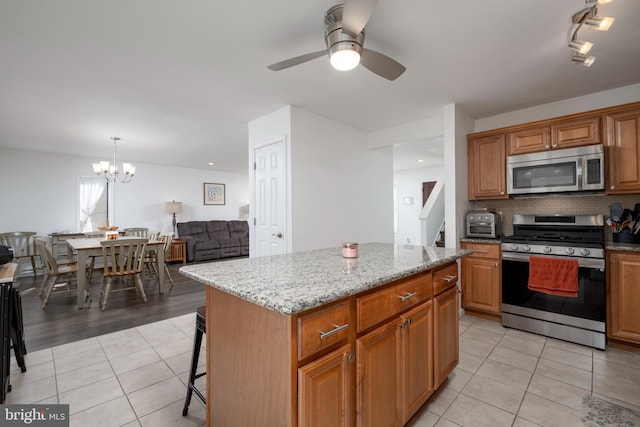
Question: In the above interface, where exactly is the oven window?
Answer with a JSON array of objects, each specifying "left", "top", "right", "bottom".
[
  {"left": 512, "top": 161, "right": 577, "bottom": 189},
  {"left": 502, "top": 259, "right": 605, "bottom": 322}
]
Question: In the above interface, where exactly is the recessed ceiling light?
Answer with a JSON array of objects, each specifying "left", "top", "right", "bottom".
[
  {"left": 417, "top": 159, "right": 424, "bottom": 163},
  {"left": 208, "top": 162, "right": 215, "bottom": 166}
]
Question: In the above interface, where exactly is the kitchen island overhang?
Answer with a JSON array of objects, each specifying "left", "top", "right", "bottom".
[{"left": 180, "top": 242, "right": 471, "bottom": 427}]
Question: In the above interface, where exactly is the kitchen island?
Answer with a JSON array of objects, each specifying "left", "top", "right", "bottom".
[{"left": 180, "top": 242, "right": 471, "bottom": 427}]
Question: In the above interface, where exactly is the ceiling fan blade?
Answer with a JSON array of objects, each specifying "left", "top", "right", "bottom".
[
  {"left": 342, "top": 0, "right": 378, "bottom": 36},
  {"left": 267, "top": 50, "right": 327, "bottom": 71},
  {"left": 360, "top": 48, "right": 406, "bottom": 81}
]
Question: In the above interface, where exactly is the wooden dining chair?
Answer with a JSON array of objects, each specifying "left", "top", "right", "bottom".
[
  {"left": 98, "top": 238, "right": 148, "bottom": 310},
  {"left": 35, "top": 238, "right": 82, "bottom": 309},
  {"left": 34, "top": 237, "right": 77, "bottom": 297},
  {"left": 123, "top": 227, "right": 149, "bottom": 238},
  {"left": 144, "top": 232, "right": 174, "bottom": 288}
]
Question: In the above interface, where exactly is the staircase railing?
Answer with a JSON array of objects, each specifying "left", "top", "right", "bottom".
[{"left": 419, "top": 171, "right": 445, "bottom": 247}]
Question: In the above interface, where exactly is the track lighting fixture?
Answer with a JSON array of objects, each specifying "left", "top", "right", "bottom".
[{"left": 568, "top": 0, "right": 615, "bottom": 66}]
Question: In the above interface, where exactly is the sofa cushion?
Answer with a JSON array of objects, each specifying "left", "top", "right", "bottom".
[
  {"left": 218, "top": 238, "right": 240, "bottom": 248},
  {"left": 177, "top": 221, "right": 207, "bottom": 236},
  {"left": 194, "top": 240, "right": 221, "bottom": 251},
  {"left": 228, "top": 220, "right": 249, "bottom": 238}
]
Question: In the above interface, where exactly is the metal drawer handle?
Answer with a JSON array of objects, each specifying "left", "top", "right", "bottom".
[
  {"left": 443, "top": 275, "right": 458, "bottom": 283},
  {"left": 319, "top": 323, "right": 349, "bottom": 339},
  {"left": 398, "top": 291, "right": 417, "bottom": 301}
]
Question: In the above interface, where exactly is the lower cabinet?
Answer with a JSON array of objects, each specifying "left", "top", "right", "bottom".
[
  {"left": 434, "top": 285, "right": 459, "bottom": 388},
  {"left": 460, "top": 242, "right": 501, "bottom": 316},
  {"left": 356, "top": 301, "right": 434, "bottom": 427},
  {"left": 298, "top": 344, "right": 354, "bottom": 427},
  {"left": 607, "top": 251, "right": 640, "bottom": 345}
]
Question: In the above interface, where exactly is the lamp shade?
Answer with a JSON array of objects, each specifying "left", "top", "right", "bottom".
[{"left": 166, "top": 200, "right": 183, "bottom": 214}]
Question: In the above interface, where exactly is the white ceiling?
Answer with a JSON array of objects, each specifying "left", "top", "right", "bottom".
[{"left": 1, "top": 0, "right": 639, "bottom": 174}]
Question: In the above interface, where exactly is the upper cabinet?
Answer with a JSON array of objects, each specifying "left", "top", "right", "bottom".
[
  {"left": 605, "top": 108, "right": 640, "bottom": 194},
  {"left": 507, "top": 125, "right": 551, "bottom": 155},
  {"left": 507, "top": 116, "right": 601, "bottom": 155},
  {"left": 468, "top": 133, "right": 507, "bottom": 200},
  {"left": 467, "top": 102, "right": 640, "bottom": 200}
]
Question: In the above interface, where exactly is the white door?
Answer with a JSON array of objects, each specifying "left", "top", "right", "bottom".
[{"left": 254, "top": 140, "right": 287, "bottom": 257}]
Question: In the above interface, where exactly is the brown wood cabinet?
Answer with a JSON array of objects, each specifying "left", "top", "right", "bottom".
[
  {"left": 606, "top": 251, "right": 640, "bottom": 345},
  {"left": 433, "top": 280, "right": 459, "bottom": 388},
  {"left": 460, "top": 242, "right": 501, "bottom": 317},
  {"left": 467, "top": 133, "right": 507, "bottom": 200},
  {"left": 605, "top": 108, "right": 640, "bottom": 194},
  {"left": 357, "top": 300, "right": 434, "bottom": 427},
  {"left": 507, "top": 125, "right": 551, "bottom": 155},
  {"left": 467, "top": 102, "right": 640, "bottom": 200},
  {"left": 507, "top": 117, "right": 600, "bottom": 155},
  {"left": 299, "top": 344, "right": 353, "bottom": 427},
  {"left": 204, "top": 260, "right": 461, "bottom": 427}
]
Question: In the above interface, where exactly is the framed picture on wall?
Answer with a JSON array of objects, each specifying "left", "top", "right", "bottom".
[{"left": 204, "top": 183, "right": 225, "bottom": 205}]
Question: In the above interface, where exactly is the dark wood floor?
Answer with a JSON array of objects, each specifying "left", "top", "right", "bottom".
[{"left": 15, "top": 263, "right": 206, "bottom": 352}]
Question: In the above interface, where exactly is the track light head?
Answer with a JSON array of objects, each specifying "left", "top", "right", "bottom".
[
  {"left": 568, "top": 40, "right": 594, "bottom": 54},
  {"left": 584, "top": 16, "right": 615, "bottom": 31},
  {"left": 572, "top": 54, "right": 595, "bottom": 67}
]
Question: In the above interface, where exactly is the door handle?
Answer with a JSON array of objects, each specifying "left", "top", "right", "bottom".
[{"left": 272, "top": 232, "right": 283, "bottom": 238}]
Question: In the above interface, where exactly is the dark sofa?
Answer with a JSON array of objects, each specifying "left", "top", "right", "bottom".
[{"left": 177, "top": 220, "right": 249, "bottom": 262}]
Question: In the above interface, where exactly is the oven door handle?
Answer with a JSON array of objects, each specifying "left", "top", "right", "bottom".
[{"left": 502, "top": 252, "right": 604, "bottom": 270}]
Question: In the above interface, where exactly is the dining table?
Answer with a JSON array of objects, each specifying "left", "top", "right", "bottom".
[{"left": 66, "top": 237, "right": 165, "bottom": 309}]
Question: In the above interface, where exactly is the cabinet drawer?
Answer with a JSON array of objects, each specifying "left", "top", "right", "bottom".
[
  {"left": 298, "top": 301, "right": 351, "bottom": 360},
  {"left": 357, "top": 273, "right": 432, "bottom": 333},
  {"left": 433, "top": 262, "right": 458, "bottom": 296},
  {"left": 460, "top": 243, "right": 500, "bottom": 259}
]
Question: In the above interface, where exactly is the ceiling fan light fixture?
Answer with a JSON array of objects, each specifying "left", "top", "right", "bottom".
[
  {"left": 572, "top": 54, "right": 596, "bottom": 67},
  {"left": 330, "top": 48, "right": 361, "bottom": 71},
  {"left": 568, "top": 40, "right": 594, "bottom": 54},
  {"left": 585, "top": 16, "right": 615, "bottom": 31}
]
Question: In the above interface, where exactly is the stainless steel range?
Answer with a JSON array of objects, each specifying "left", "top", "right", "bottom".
[{"left": 501, "top": 214, "right": 606, "bottom": 349}]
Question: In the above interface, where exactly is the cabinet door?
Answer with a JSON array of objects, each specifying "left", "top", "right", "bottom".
[
  {"left": 605, "top": 109, "right": 640, "bottom": 194},
  {"left": 298, "top": 344, "right": 353, "bottom": 427},
  {"left": 356, "top": 319, "right": 401, "bottom": 427},
  {"left": 607, "top": 252, "right": 640, "bottom": 344},
  {"left": 461, "top": 257, "right": 501, "bottom": 315},
  {"left": 468, "top": 134, "right": 507, "bottom": 200},
  {"left": 507, "top": 125, "right": 551, "bottom": 155},
  {"left": 433, "top": 286, "right": 459, "bottom": 388},
  {"left": 400, "top": 301, "right": 433, "bottom": 423},
  {"left": 551, "top": 116, "right": 600, "bottom": 149}
]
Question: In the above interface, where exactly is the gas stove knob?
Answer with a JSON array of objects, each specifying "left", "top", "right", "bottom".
[
  {"left": 510, "top": 244, "right": 518, "bottom": 251},
  {"left": 468, "top": 215, "right": 475, "bottom": 221},
  {"left": 543, "top": 247, "right": 552, "bottom": 253},
  {"left": 566, "top": 248, "right": 575, "bottom": 255},
  {"left": 580, "top": 249, "right": 590, "bottom": 256},
  {"left": 522, "top": 245, "right": 531, "bottom": 252}
]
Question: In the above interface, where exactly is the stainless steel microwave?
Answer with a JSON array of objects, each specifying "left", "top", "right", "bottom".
[{"left": 506, "top": 144, "right": 604, "bottom": 195}]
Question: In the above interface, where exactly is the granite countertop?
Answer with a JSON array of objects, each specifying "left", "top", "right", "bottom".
[
  {"left": 605, "top": 241, "right": 640, "bottom": 252},
  {"left": 460, "top": 237, "right": 502, "bottom": 244},
  {"left": 179, "top": 242, "right": 471, "bottom": 316}
]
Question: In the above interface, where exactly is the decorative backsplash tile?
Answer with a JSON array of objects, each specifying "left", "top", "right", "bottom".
[{"left": 472, "top": 194, "right": 640, "bottom": 238}]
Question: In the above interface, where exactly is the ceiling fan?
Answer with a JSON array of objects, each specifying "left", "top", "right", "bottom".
[{"left": 267, "top": 0, "right": 406, "bottom": 81}]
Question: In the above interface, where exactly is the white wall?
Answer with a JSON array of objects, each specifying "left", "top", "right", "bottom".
[
  {"left": 443, "top": 104, "right": 473, "bottom": 248},
  {"left": 0, "top": 148, "right": 249, "bottom": 236},
  {"left": 474, "top": 83, "right": 640, "bottom": 132},
  {"left": 394, "top": 167, "right": 443, "bottom": 245},
  {"left": 290, "top": 107, "right": 394, "bottom": 251}
]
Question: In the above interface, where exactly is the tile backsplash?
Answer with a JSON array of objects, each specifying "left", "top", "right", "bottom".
[{"left": 472, "top": 193, "right": 640, "bottom": 239}]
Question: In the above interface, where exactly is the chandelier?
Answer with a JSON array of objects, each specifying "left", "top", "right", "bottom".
[{"left": 92, "top": 137, "right": 136, "bottom": 183}]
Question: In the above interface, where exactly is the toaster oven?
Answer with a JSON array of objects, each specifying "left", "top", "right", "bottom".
[{"left": 466, "top": 211, "right": 502, "bottom": 239}]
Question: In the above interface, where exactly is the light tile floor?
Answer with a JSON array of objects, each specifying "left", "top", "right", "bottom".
[
  {"left": 7, "top": 312, "right": 206, "bottom": 427},
  {"left": 7, "top": 314, "right": 640, "bottom": 426}
]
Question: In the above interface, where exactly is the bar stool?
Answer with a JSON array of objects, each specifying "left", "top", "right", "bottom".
[{"left": 182, "top": 306, "right": 206, "bottom": 416}]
